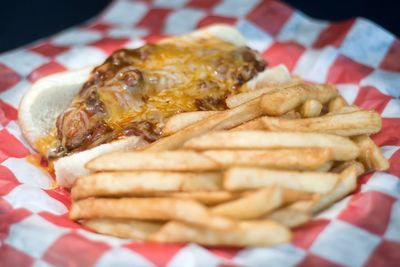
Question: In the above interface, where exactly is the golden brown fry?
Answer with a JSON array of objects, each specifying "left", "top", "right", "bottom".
[
  {"left": 261, "top": 83, "right": 338, "bottom": 116},
  {"left": 163, "top": 111, "right": 219, "bottom": 136},
  {"left": 266, "top": 208, "right": 310, "bottom": 228},
  {"left": 282, "top": 189, "right": 314, "bottom": 203},
  {"left": 150, "top": 220, "right": 291, "bottom": 247},
  {"left": 229, "top": 118, "right": 264, "bottom": 131},
  {"left": 72, "top": 171, "right": 222, "bottom": 200},
  {"left": 331, "top": 161, "right": 365, "bottom": 176},
  {"left": 145, "top": 99, "right": 264, "bottom": 151},
  {"left": 328, "top": 96, "right": 348, "bottom": 112},
  {"left": 201, "top": 148, "right": 333, "bottom": 171},
  {"left": 287, "top": 199, "right": 317, "bottom": 213},
  {"left": 167, "top": 191, "right": 241, "bottom": 205},
  {"left": 326, "top": 105, "right": 360, "bottom": 115},
  {"left": 352, "top": 135, "right": 390, "bottom": 172},
  {"left": 70, "top": 197, "right": 234, "bottom": 229},
  {"left": 83, "top": 219, "right": 163, "bottom": 240},
  {"left": 280, "top": 110, "right": 302, "bottom": 119},
  {"left": 223, "top": 167, "right": 338, "bottom": 194},
  {"left": 86, "top": 151, "right": 220, "bottom": 172},
  {"left": 299, "top": 99, "right": 323, "bottom": 118},
  {"left": 315, "top": 161, "right": 334, "bottom": 172},
  {"left": 183, "top": 131, "right": 359, "bottom": 161},
  {"left": 211, "top": 187, "right": 283, "bottom": 219},
  {"left": 311, "top": 165, "right": 357, "bottom": 214},
  {"left": 262, "top": 110, "right": 382, "bottom": 136},
  {"left": 226, "top": 83, "right": 298, "bottom": 108}
]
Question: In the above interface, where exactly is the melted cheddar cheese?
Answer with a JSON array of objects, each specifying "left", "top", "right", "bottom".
[{"left": 37, "top": 37, "right": 266, "bottom": 158}]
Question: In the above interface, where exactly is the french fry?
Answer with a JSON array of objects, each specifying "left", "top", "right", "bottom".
[
  {"left": 229, "top": 118, "right": 264, "bottom": 131},
  {"left": 311, "top": 165, "right": 357, "bottom": 214},
  {"left": 326, "top": 106, "right": 361, "bottom": 116},
  {"left": 201, "top": 148, "right": 333, "bottom": 171},
  {"left": 167, "top": 191, "right": 241, "bottom": 205},
  {"left": 150, "top": 220, "right": 291, "bottom": 247},
  {"left": 226, "top": 83, "right": 298, "bottom": 108},
  {"left": 262, "top": 110, "right": 382, "bottom": 136},
  {"left": 212, "top": 187, "right": 311, "bottom": 220},
  {"left": 299, "top": 99, "right": 323, "bottom": 118},
  {"left": 183, "top": 131, "right": 359, "bottom": 161},
  {"left": 352, "top": 135, "right": 390, "bottom": 172},
  {"left": 86, "top": 151, "right": 220, "bottom": 172},
  {"left": 145, "top": 98, "right": 264, "bottom": 151},
  {"left": 261, "top": 83, "right": 338, "bottom": 116},
  {"left": 72, "top": 171, "right": 222, "bottom": 200},
  {"left": 281, "top": 110, "right": 302, "bottom": 119},
  {"left": 70, "top": 197, "right": 235, "bottom": 229},
  {"left": 331, "top": 160, "right": 365, "bottom": 176},
  {"left": 163, "top": 111, "right": 219, "bottom": 136},
  {"left": 243, "top": 64, "right": 292, "bottom": 91},
  {"left": 223, "top": 167, "right": 338, "bottom": 194},
  {"left": 266, "top": 209, "right": 310, "bottom": 228},
  {"left": 83, "top": 219, "right": 163, "bottom": 240},
  {"left": 287, "top": 199, "right": 318, "bottom": 213},
  {"left": 328, "top": 96, "right": 348, "bottom": 112},
  {"left": 211, "top": 187, "right": 284, "bottom": 219},
  {"left": 315, "top": 161, "right": 333, "bottom": 172}
]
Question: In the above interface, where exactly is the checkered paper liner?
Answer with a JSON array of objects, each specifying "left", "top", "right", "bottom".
[{"left": 0, "top": 0, "right": 399, "bottom": 266}]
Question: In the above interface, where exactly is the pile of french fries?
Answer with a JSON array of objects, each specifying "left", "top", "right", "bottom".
[{"left": 70, "top": 74, "right": 389, "bottom": 247}]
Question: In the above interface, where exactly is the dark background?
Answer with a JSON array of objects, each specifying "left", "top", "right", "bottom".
[{"left": 0, "top": 0, "right": 398, "bottom": 53}]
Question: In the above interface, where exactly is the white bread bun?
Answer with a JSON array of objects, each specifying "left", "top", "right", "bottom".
[
  {"left": 18, "top": 24, "right": 248, "bottom": 187},
  {"left": 18, "top": 67, "right": 148, "bottom": 187}
]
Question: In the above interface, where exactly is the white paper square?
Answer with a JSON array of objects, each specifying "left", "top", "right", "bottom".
[
  {"left": 0, "top": 79, "right": 31, "bottom": 107},
  {"left": 360, "top": 69, "right": 400, "bottom": 98},
  {"left": 361, "top": 172, "right": 400, "bottom": 199},
  {"left": 278, "top": 12, "right": 328, "bottom": 47},
  {"left": 56, "top": 46, "right": 107, "bottom": 69},
  {"left": 0, "top": 50, "right": 48, "bottom": 76},
  {"left": 380, "top": 146, "right": 399, "bottom": 160},
  {"left": 32, "top": 259, "right": 53, "bottom": 267},
  {"left": 107, "top": 27, "right": 148, "bottom": 38},
  {"left": 214, "top": 0, "right": 260, "bottom": 18},
  {"left": 336, "top": 84, "right": 360, "bottom": 104},
  {"left": 153, "top": 0, "right": 190, "bottom": 8},
  {"left": 96, "top": 247, "right": 155, "bottom": 267},
  {"left": 340, "top": 18, "right": 394, "bottom": 68},
  {"left": 235, "top": 244, "right": 305, "bottom": 267},
  {"left": 164, "top": 8, "right": 206, "bottom": 35},
  {"left": 3, "top": 184, "right": 67, "bottom": 214},
  {"left": 52, "top": 29, "right": 102, "bottom": 46},
  {"left": 315, "top": 195, "right": 353, "bottom": 220},
  {"left": 76, "top": 229, "right": 131, "bottom": 247},
  {"left": 381, "top": 99, "right": 400, "bottom": 118},
  {"left": 385, "top": 201, "right": 400, "bottom": 242},
  {"left": 236, "top": 20, "right": 273, "bottom": 52},
  {"left": 167, "top": 244, "right": 221, "bottom": 267},
  {"left": 101, "top": 0, "right": 148, "bottom": 25},
  {"left": 2, "top": 157, "right": 52, "bottom": 188},
  {"left": 4, "top": 215, "right": 69, "bottom": 258},
  {"left": 310, "top": 220, "right": 381, "bottom": 267},
  {"left": 292, "top": 47, "right": 338, "bottom": 83}
]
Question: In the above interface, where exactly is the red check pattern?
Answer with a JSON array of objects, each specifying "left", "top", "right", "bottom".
[{"left": 0, "top": 1, "right": 399, "bottom": 266}]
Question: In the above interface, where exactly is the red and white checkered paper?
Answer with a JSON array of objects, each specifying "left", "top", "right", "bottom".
[{"left": 1, "top": 0, "right": 399, "bottom": 266}]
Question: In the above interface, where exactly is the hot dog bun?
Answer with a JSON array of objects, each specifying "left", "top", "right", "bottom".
[{"left": 18, "top": 24, "right": 290, "bottom": 187}]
